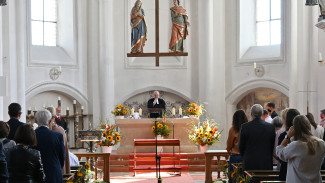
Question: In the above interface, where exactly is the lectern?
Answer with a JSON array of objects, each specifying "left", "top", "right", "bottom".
[{"left": 148, "top": 108, "right": 164, "bottom": 118}]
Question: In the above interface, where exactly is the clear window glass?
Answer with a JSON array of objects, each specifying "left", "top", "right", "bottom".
[
  {"left": 256, "top": 0, "right": 281, "bottom": 46},
  {"left": 31, "top": 0, "right": 57, "bottom": 46}
]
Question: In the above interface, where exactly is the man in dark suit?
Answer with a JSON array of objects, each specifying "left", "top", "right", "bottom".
[
  {"left": 238, "top": 104, "right": 275, "bottom": 171},
  {"left": 34, "top": 109, "right": 65, "bottom": 183},
  {"left": 147, "top": 91, "right": 166, "bottom": 118},
  {"left": 55, "top": 108, "right": 67, "bottom": 131},
  {"left": 7, "top": 103, "right": 24, "bottom": 140},
  {"left": 267, "top": 102, "right": 278, "bottom": 119},
  {"left": 0, "top": 142, "right": 8, "bottom": 183}
]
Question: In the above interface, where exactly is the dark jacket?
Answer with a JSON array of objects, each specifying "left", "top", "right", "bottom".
[
  {"left": 54, "top": 117, "right": 67, "bottom": 131},
  {"left": 238, "top": 118, "right": 275, "bottom": 171},
  {"left": 0, "top": 142, "right": 8, "bottom": 183},
  {"left": 5, "top": 145, "right": 45, "bottom": 183},
  {"left": 147, "top": 98, "right": 166, "bottom": 118},
  {"left": 34, "top": 126, "right": 65, "bottom": 183},
  {"left": 278, "top": 131, "right": 287, "bottom": 180},
  {"left": 7, "top": 119, "right": 24, "bottom": 141},
  {"left": 271, "top": 111, "right": 278, "bottom": 119}
]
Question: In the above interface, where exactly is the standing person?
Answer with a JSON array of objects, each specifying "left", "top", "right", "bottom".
[
  {"left": 0, "top": 121, "right": 16, "bottom": 149},
  {"left": 278, "top": 108, "right": 300, "bottom": 181},
  {"left": 226, "top": 110, "right": 248, "bottom": 182},
  {"left": 147, "top": 91, "right": 166, "bottom": 118},
  {"left": 267, "top": 102, "right": 278, "bottom": 118},
  {"left": 46, "top": 106, "right": 70, "bottom": 175},
  {"left": 262, "top": 109, "right": 272, "bottom": 123},
  {"left": 130, "top": 0, "right": 147, "bottom": 53},
  {"left": 276, "top": 115, "right": 325, "bottom": 183},
  {"left": 7, "top": 103, "right": 24, "bottom": 140},
  {"left": 274, "top": 109, "right": 288, "bottom": 170},
  {"left": 34, "top": 109, "right": 65, "bottom": 183},
  {"left": 0, "top": 142, "right": 8, "bottom": 183},
  {"left": 320, "top": 109, "right": 325, "bottom": 128},
  {"left": 238, "top": 104, "right": 275, "bottom": 170},
  {"left": 55, "top": 108, "right": 67, "bottom": 131},
  {"left": 5, "top": 124, "right": 45, "bottom": 183},
  {"left": 169, "top": 0, "right": 189, "bottom": 52},
  {"left": 306, "top": 113, "right": 324, "bottom": 139}
]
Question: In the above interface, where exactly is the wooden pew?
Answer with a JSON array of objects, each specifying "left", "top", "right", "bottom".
[
  {"left": 204, "top": 150, "right": 229, "bottom": 183},
  {"left": 246, "top": 170, "right": 325, "bottom": 182}
]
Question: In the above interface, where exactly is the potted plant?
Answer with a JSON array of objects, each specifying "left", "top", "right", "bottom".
[
  {"left": 96, "top": 122, "right": 121, "bottom": 153},
  {"left": 112, "top": 104, "right": 129, "bottom": 119},
  {"left": 185, "top": 103, "right": 204, "bottom": 118},
  {"left": 189, "top": 119, "right": 222, "bottom": 152}
]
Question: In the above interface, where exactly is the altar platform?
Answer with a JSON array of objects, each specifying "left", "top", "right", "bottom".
[{"left": 115, "top": 118, "right": 199, "bottom": 154}]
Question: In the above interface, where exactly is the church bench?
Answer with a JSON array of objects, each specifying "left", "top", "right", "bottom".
[
  {"left": 246, "top": 170, "right": 325, "bottom": 182},
  {"left": 75, "top": 153, "right": 110, "bottom": 183},
  {"left": 204, "top": 150, "right": 229, "bottom": 183},
  {"left": 63, "top": 173, "right": 74, "bottom": 183}
]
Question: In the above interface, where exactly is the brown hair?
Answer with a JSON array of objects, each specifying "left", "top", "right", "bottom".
[
  {"left": 0, "top": 121, "right": 9, "bottom": 138},
  {"left": 14, "top": 124, "right": 37, "bottom": 146},
  {"left": 281, "top": 108, "right": 289, "bottom": 122},
  {"left": 293, "top": 115, "right": 322, "bottom": 155},
  {"left": 306, "top": 113, "right": 318, "bottom": 130}
]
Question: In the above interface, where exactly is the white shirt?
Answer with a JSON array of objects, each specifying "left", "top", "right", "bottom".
[
  {"left": 276, "top": 140, "right": 325, "bottom": 183},
  {"left": 311, "top": 125, "right": 324, "bottom": 139},
  {"left": 265, "top": 116, "right": 272, "bottom": 123}
]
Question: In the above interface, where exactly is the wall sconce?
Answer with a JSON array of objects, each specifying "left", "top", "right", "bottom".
[
  {"left": 254, "top": 62, "right": 265, "bottom": 77},
  {"left": 319, "top": 52, "right": 324, "bottom": 66},
  {"left": 0, "top": 0, "right": 7, "bottom": 6},
  {"left": 49, "top": 66, "right": 62, "bottom": 80}
]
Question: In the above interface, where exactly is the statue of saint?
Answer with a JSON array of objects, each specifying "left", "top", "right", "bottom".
[
  {"left": 130, "top": 0, "right": 147, "bottom": 53},
  {"left": 169, "top": 0, "right": 189, "bottom": 53}
]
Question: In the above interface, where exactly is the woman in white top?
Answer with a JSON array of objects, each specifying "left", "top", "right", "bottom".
[
  {"left": 276, "top": 115, "right": 325, "bottom": 183},
  {"left": 306, "top": 113, "right": 324, "bottom": 139}
]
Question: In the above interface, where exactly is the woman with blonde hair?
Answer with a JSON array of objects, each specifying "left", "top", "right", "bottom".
[
  {"left": 276, "top": 115, "right": 325, "bottom": 183},
  {"left": 45, "top": 106, "right": 70, "bottom": 175}
]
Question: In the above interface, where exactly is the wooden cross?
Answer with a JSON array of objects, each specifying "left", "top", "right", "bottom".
[{"left": 127, "top": 0, "right": 188, "bottom": 67}]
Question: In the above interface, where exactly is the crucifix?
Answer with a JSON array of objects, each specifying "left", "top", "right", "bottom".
[
  {"left": 127, "top": 0, "right": 188, "bottom": 67},
  {"left": 298, "top": 81, "right": 317, "bottom": 113}
]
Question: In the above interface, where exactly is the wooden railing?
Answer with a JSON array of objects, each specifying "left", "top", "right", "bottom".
[
  {"left": 75, "top": 153, "right": 110, "bottom": 183},
  {"left": 204, "top": 150, "right": 229, "bottom": 183}
]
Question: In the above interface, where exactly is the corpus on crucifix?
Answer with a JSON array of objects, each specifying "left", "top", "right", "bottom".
[{"left": 127, "top": 0, "right": 189, "bottom": 67}]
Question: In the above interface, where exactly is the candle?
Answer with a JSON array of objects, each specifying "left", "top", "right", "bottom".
[
  {"left": 28, "top": 107, "right": 31, "bottom": 111},
  {"left": 254, "top": 62, "right": 257, "bottom": 69},
  {"left": 59, "top": 66, "right": 62, "bottom": 72},
  {"left": 131, "top": 108, "right": 135, "bottom": 116},
  {"left": 73, "top": 100, "right": 76, "bottom": 104},
  {"left": 67, "top": 107, "right": 70, "bottom": 111},
  {"left": 172, "top": 107, "right": 176, "bottom": 116},
  {"left": 33, "top": 107, "right": 37, "bottom": 111},
  {"left": 179, "top": 107, "right": 182, "bottom": 116},
  {"left": 319, "top": 52, "right": 323, "bottom": 61},
  {"left": 42, "top": 104, "right": 45, "bottom": 108},
  {"left": 81, "top": 106, "right": 84, "bottom": 110},
  {"left": 58, "top": 96, "right": 61, "bottom": 101},
  {"left": 139, "top": 108, "right": 142, "bottom": 116}
]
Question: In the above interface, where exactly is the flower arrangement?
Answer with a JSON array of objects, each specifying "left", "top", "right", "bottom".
[
  {"left": 152, "top": 115, "right": 170, "bottom": 138},
  {"left": 96, "top": 122, "right": 121, "bottom": 147},
  {"left": 112, "top": 104, "right": 129, "bottom": 116},
  {"left": 185, "top": 103, "right": 204, "bottom": 116},
  {"left": 189, "top": 119, "right": 222, "bottom": 146},
  {"left": 230, "top": 163, "right": 251, "bottom": 183}
]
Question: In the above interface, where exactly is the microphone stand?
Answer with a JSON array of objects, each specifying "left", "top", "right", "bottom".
[{"left": 155, "top": 118, "right": 162, "bottom": 183}]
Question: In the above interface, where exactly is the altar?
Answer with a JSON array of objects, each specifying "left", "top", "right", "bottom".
[{"left": 116, "top": 118, "right": 199, "bottom": 153}]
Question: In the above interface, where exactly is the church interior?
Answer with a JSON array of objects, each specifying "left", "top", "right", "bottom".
[{"left": 1, "top": 0, "right": 325, "bottom": 182}]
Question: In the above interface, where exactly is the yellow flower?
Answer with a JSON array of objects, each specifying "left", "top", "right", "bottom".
[
  {"left": 85, "top": 163, "right": 90, "bottom": 170},
  {"left": 78, "top": 173, "right": 83, "bottom": 177},
  {"left": 193, "top": 109, "right": 197, "bottom": 113},
  {"left": 198, "top": 136, "right": 202, "bottom": 140},
  {"left": 115, "top": 132, "right": 119, "bottom": 136},
  {"left": 199, "top": 133, "right": 203, "bottom": 137},
  {"left": 209, "top": 130, "right": 214, "bottom": 134},
  {"left": 165, "top": 125, "right": 168, "bottom": 130},
  {"left": 158, "top": 124, "right": 163, "bottom": 128},
  {"left": 189, "top": 109, "right": 193, "bottom": 113},
  {"left": 116, "top": 136, "right": 121, "bottom": 141},
  {"left": 204, "top": 133, "right": 208, "bottom": 137},
  {"left": 107, "top": 136, "right": 113, "bottom": 141},
  {"left": 207, "top": 138, "right": 211, "bottom": 143},
  {"left": 118, "top": 105, "right": 123, "bottom": 108},
  {"left": 123, "top": 111, "right": 127, "bottom": 115},
  {"left": 239, "top": 181, "right": 244, "bottom": 183},
  {"left": 152, "top": 126, "right": 155, "bottom": 131},
  {"left": 156, "top": 121, "right": 159, "bottom": 125},
  {"left": 231, "top": 171, "right": 235, "bottom": 178}
]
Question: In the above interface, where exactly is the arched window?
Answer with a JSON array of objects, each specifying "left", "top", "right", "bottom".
[
  {"left": 31, "top": 0, "right": 57, "bottom": 46},
  {"left": 256, "top": 0, "right": 281, "bottom": 46}
]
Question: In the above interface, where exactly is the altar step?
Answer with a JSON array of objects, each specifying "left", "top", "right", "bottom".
[{"left": 108, "top": 152, "right": 221, "bottom": 172}]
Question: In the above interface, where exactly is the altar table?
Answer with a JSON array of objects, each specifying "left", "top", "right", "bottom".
[{"left": 116, "top": 118, "right": 199, "bottom": 153}]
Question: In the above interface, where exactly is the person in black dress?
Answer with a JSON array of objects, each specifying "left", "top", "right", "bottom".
[{"left": 147, "top": 91, "right": 166, "bottom": 118}]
